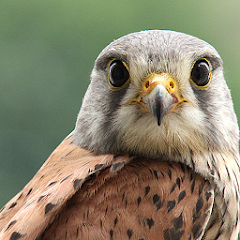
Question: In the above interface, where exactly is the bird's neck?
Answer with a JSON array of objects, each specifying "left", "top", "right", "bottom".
[{"left": 183, "top": 150, "right": 240, "bottom": 239}]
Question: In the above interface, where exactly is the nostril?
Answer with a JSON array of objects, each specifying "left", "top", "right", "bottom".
[
  {"left": 169, "top": 81, "right": 175, "bottom": 89},
  {"left": 145, "top": 80, "right": 150, "bottom": 89}
]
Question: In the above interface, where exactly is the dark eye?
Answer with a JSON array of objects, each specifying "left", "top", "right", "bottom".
[
  {"left": 190, "top": 58, "right": 211, "bottom": 87},
  {"left": 109, "top": 60, "right": 129, "bottom": 88}
]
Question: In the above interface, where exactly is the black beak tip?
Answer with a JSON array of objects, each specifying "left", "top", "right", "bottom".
[
  {"left": 157, "top": 115, "right": 163, "bottom": 126},
  {"left": 155, "top": 102, "right": 164, "bottom": 126}
]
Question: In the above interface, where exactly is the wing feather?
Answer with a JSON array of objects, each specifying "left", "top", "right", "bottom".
[{"left": 0, "top": 134, "right": 130, "bottom": 240}]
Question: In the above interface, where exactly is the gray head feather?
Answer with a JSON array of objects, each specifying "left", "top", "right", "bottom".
[{"left": 73, "top": 30, "right": 239, "bottom": 160}]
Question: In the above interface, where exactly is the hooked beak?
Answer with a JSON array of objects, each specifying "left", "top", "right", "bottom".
[{"left": 132, "top": 73, "right": 184, "bottom": 126}]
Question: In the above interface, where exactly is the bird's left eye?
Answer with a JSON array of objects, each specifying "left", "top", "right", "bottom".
[
  {"left": 190, "top": 58, "right": 211, "bottom": 87},
  {"left": 109, "top": 60, "right": 130, "bottom": 88}
]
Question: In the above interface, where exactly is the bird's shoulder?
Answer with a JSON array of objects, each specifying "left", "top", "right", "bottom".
[
  {"left": 0, "top": 134, "right": 214, "bottom": 240},
  {"left": 0, "top": 134, "right": 127, "bottom": 240}
]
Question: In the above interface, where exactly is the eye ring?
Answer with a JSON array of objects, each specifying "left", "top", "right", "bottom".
[
  {"left": 190, "top": 58, "right": 211, "bottom": 89},
  {"left": 108, "top": 59, "right": 130, "bottom": 89}
]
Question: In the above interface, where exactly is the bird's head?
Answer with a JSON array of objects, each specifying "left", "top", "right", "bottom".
[{"left": 74, "top": 30, "right": 239, "bottom": 160}]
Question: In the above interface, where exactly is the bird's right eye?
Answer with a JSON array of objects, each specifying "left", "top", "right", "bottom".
[{"left": 108, "top": 60, "right": 130, "bottom": 88}]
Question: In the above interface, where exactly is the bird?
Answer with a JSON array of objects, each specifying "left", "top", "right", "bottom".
[{"left": 0, "top": 30, "right": 239, "bottom": 240}]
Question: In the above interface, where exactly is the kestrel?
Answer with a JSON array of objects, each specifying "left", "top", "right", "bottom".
[{"left": 0, "top": 30, "right": 239, "bottom": 240}]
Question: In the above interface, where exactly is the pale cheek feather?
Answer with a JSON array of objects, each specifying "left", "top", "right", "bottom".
[{"left": 116, "top": 102, "right": 207, "bottom": 158}]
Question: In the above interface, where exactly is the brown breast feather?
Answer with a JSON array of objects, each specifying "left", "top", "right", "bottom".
[{"left": 0, "top": 134, "right": 213, "bottom": 240}]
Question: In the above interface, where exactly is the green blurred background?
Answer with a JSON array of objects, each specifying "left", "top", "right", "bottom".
[{"left": 0, "top": 0, "right": 240, "bottom": 211}]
